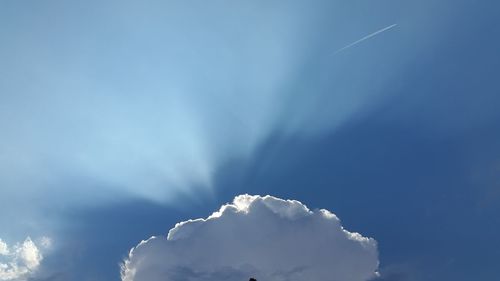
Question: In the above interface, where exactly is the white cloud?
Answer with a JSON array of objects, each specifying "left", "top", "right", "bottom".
[
  {"left": 0, "top": 237, "right": 44, "bottom": 281},
  {"left": 38, "top": 237, "right": 52, "bottom": 250},
  {"left": 121, "top": 195, "right": 379, "bottom": 281}
]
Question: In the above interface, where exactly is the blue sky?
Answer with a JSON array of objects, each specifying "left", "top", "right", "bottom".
[{"left": 1, "top": 0, "right": 500, "bottom": 280}]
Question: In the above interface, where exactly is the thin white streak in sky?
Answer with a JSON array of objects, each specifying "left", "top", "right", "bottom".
[{"left": 333, "top": 24, "right": 398, "bottom": 55}]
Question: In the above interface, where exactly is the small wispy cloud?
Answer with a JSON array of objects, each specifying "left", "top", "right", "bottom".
[{"left": 333, "top": 24, "right": 398, "bottom": 55}]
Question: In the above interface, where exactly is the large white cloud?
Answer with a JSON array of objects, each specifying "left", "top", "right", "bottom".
[
  {"left": 0, "top": 237, "right": 44, "bottom": 281},
  {"left": 121, "top": 195, "right": 379, "bottom": 281}
]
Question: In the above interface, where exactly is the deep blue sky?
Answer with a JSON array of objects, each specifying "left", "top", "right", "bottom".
[{"left": 1, "top": 1, "right": 500, "bottom": 281}]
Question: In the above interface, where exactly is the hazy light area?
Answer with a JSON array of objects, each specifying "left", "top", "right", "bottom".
[{"left": 0, "top": 0, "right": 456, "bottom": 236}]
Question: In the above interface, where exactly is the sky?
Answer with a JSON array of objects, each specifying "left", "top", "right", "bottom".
[{"left": 1, "top": 0, "right": 500, "bottom": 280}]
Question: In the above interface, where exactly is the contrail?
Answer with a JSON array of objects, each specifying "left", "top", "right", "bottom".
[{"left": 333, "top": 24, "right": 397, "bottom": 55}]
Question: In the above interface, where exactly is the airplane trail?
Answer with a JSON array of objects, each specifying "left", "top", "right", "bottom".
[{"left": 333, "top": 24, "right": 397, "bottom": 55}]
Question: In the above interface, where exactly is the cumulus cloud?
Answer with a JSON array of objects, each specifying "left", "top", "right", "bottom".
[
  {"left": 121, "top": 195, "right": 379, "bottom": 281},
  {"left": 0, "top": 237, "right": 44, "bottom": 281}
]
